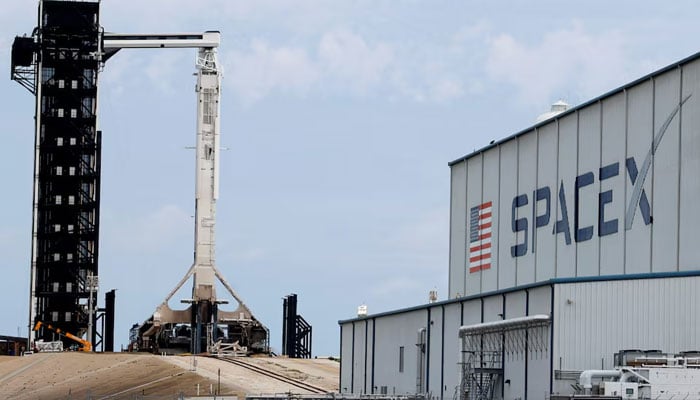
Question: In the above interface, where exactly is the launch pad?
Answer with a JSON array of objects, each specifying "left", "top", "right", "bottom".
[{"left": 12, "top": 0, "right": 268, "bottom": 354}]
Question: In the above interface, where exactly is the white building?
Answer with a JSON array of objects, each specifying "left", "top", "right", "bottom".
[{"left": 339, "top": 51, "right": 700, "bottom": 399}]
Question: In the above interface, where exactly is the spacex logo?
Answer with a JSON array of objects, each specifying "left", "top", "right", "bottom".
[
  {"left": 623, "top": 95, "right": 690, "bottom": 229},
  {"left": 466, "top": 94, "right": 691, "bottom": 268},
  {"left": 508, "top": 94, "right": 691, "bottom": 257}
]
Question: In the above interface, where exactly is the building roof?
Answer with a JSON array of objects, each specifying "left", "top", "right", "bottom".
[
  {"left": 0, "top": 335, "right": 27, "bottom": 342},
  {"left": 338, "top": 270, "right": 700, "bottom": 324}
]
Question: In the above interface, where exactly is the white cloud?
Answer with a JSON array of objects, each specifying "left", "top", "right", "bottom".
[
  {"left": 97, "top": 4, "right": 497, "bottom": 105},
  {"left": 100, "top": 51, "right": 137, "bottom": 98},
  {"left": 389, "top": 70, "right": 425, "bottom": 102},
  {"left": 450, "top": 20, "right": 492, "bottom": 52},
  {"left": 390, "top": 64, "right": 471, "bottom": 103},
  {"left": 87, "top": 3, "right": 494, "bottom": 105},
  {"left": 318, "top": 29, "right": 394, "bottom": 93},
  {"left": 485, "top": 22, "right": 633, "bottom": 107},
  {"left": 100, "top": 48, "right": 194, "bottom": 101},
  {"left": 223, "top": 30, "right": 396, "bottom": 103},
  {"left": 144, "top": 51, "right": 188, "bottom": 94},
  {"left": 102, "top": 0, "right": 366, "bottom": 38},
  {"left": 222, "top": 27, "right": 485, "bottom": 104},
  {"left": 385, "top": 21, "right": 495, "bottom": 103},
  {"left": 102, "top": 0, "right": 211, "bottom": 32},
  {"left": 430, "top": 77, "right": 465, "bottom": 103},
  {"left": 224, "top": 40, "right": 319, "bottom": 104}
]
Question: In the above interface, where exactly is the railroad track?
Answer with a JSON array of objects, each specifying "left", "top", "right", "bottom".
[{"left": 217, "top": 356, "right": 329, "bottom": 394}]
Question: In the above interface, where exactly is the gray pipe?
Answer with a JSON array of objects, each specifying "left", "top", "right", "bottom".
[{"left": 416, "top": 327, "right": 426, "bottom": 394}]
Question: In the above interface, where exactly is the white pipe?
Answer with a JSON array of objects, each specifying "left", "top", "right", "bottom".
[{"left": 579, "top": 370, "right": 622, "bottom": 390}]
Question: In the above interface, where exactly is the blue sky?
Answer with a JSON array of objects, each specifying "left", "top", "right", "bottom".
[{"left": 1, "top": 0, "right": 699, "bottom": 355}]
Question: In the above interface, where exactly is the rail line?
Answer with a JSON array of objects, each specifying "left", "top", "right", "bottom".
[{"left": 217, "top": 357, "right": 329, "bottom": 394}]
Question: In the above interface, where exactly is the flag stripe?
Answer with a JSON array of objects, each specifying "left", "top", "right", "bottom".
[
  {"left": 469, "top": 253, "right": 491, "bottom": 263},
  {"left": 469, "top": 242, "right": 492, "bottom": 252},
  {"left": 468, "top": 201, "right": 494, "bottom": 274},
  {"left": 469, "top": 263, "right": 491, "bottom": 273}
]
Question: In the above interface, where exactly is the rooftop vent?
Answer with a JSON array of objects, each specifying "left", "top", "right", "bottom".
[
  {"left": 357, "top": 304, "right": 368, "bottom": 317},
  {"left": 429, "top": 290, "right": 438, "bottom": 303},
  {"left": 536, "top": 99, "right": 570, "bottom": 123}
]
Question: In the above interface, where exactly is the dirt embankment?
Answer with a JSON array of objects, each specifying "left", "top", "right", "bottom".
[
  {"left": 0, "top": 353, "right": 232, "bottom": 399},
  {"left": 0, "top": 353, "right": 339, "bottom": 399}
]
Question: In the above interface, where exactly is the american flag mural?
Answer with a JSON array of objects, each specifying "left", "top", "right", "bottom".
[{"left": 468, "top": 201, "right": 492, "bottom": 273}]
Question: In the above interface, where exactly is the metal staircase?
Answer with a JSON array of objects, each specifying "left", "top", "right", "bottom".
[{"left": 461, "top": 350, "right": 502, "bottom": 400}]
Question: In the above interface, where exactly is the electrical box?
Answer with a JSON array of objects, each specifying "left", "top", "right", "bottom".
[{"left": 604, "top": 382, "right": 638, "bottom": 399}]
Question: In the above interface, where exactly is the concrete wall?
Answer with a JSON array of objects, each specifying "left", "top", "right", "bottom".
[{"left": 449, "top": 56, "right": 700, "bottom": 298}]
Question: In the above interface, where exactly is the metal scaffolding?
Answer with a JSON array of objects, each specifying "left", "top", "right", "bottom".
[
  {"left": 458, "top": 315, "right": 550, "bottom": 400},
  {"left": 12, "top": 0, "right": 102, "bottom": 348}
]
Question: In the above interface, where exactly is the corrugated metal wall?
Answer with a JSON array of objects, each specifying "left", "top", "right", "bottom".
[
  {"left": 528, "top": 286, "right": 552, "bottom": 399},
  {"left": 449, "top": 56, "right": 700, "bottom": 298},
  {"left": 340, "top": 323, "right": 354, "bottom": 393},
  {"left": 427, "top": 307, "right": 443, "bottom": 398},
  {"left": 449, "top": 162, "right": 467, "bottom": 298},
  {"left": 340, "top": 286, "right": 556, "bottom": 400},
  {"left": 441, "top": 302, "right": 463, "bottom": 399},
  {"left": 341, "top": 276, "right": 700, "bottom": 398},
  {"left": 504, "top": 292, "right": 526, "bottom": 399},
  {"left": 553, "top": 276, "right": 700, "bottom": 372}
]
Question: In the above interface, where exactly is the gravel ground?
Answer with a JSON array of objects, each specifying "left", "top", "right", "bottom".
[{"left": 163, "top": 355, "right": 339, "bottom": 395}]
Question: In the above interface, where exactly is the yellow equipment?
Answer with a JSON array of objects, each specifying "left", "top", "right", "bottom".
[{"left": 33, "top": 321, "right": 92, "bottom": 352}]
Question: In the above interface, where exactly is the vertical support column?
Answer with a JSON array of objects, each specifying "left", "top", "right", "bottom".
[
  {"left": 282, "top": 296, "right": 288, "bottom": 355},
  {"left": 104, "top": 289, "right": 115, "bottom": 352},
  {"left": 285, "top": 294, "right": 297, "bottom": 357}
]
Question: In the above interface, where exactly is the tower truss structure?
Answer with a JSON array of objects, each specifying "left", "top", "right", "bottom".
[{"left": 12, "top": 0, "right": 102, "bottom": 346}]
